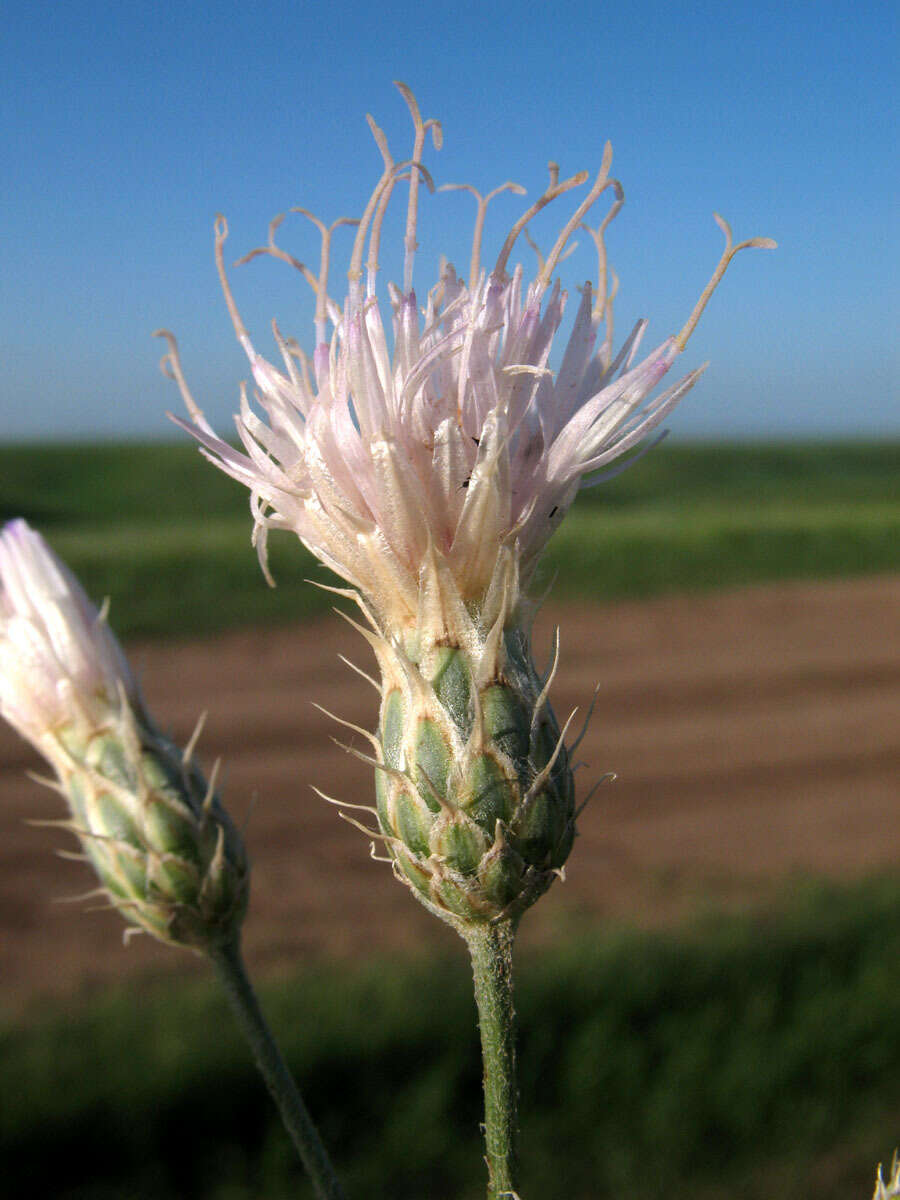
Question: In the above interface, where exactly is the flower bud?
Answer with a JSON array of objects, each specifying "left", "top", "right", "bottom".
[{"left": 0, "top": 520, "right": 249, "bottom": 950}]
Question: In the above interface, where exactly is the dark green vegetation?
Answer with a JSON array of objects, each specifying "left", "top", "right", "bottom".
[
  {"left": 2, "top": 877, "right": 898, "bottom": 1198},
  {"left": 0, "top": 439, "right": 896, "bottom": 637}
]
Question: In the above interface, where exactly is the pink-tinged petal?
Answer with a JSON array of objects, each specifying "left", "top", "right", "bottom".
[
  {"left": 577, "top": 318, "right": 648, "bottom": 401},
  {"left": 552, "top": 283, "right": 598, "bottom": 430},
  {"left": 368, "top": 437, "right": 435, "bottom": 567},
  {"left": 544, "top": 338, "right": 679, "bottom": 483},
  {"left": 449, "top": 412, "right": 511, "bottom": 598},
  {"left": 392, "top": 290, "right": 422, "bottom": 393},
  {"left": 574, "top": 367, "right": 706, "bottom": 478},
  {"left": 431, "top": 417, "right": 476, "bottom": 548},
  {"left": 345, "top": 312, "right": 388, "bottom": 438}
]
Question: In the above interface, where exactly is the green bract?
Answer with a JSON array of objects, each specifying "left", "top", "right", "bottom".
[
  {"left": 374, "top": 629, "right": 575, "bottom": 926},
  {"left": 54, "top": 708, "right": 249, "bottom": 950}
]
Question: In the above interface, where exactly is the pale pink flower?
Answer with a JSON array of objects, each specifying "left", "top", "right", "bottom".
[
  {"left": 158, "top": 86, "right": 773, "bottom": 639},
  {"left": 0, "top": 519, "right": 136, "bottom": 749}
]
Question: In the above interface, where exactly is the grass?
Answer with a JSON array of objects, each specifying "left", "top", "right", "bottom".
[
  {"left": 2, "top": 876, "right": 899, "bottom": 1199},
  {"left": 0, "top": 439, "right": 896, "bottom": 637}
]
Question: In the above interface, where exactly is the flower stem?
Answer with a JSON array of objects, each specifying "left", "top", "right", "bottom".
[
  {"left": 209, "top": 938, "right": 346, "bottom": 1200},
  {"left": 464, "top": 919, "right": 520, "bottom": 1200}
]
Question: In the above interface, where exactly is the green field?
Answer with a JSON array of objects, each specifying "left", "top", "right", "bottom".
[
  {"left": 0, "top": 439, "right": 896, "bottom": 636},
  {"left": 2, "top": 439, "right": 897, "bottom": 1198},
  {"left": 3, "top": 878, "right": 899, "bottom": 1199}
]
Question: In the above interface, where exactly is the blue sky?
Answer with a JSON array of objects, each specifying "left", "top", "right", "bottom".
[{"left": 2, "top": 0, "right": 897, "bottom": 440}]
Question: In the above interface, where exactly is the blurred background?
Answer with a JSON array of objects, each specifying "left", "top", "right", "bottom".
[{"left": 1, "top": 1, "right": 898, "bottom": 1197}]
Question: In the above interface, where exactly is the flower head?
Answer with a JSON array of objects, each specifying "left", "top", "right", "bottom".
[
  {"left": 0, "top": 521, "right": 249, "bottom": 950},
  {"left": 155, "top": 88, "right": 774, "bottom": 929},
  {"left": 158, "top": 85, "right": 774, "bottom": 643}
]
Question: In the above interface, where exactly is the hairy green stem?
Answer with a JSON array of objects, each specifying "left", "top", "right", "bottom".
[
  {"left": 210, "top": 938, "right": 346, "bottom": 1200},
  {"left": 465, "top": 919, "right": 520, "bottom": 1200}
]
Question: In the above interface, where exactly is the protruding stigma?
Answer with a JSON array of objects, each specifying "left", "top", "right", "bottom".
[
  {"left": 213, "top": 215, "right": 255, "bottom": 359},
  {"left": 289, "top": 209, "right": 360, "bottom": 345},
  {"left": 394, "top": 82, "right": 442, "bottom": 295},
  {"left": 539, "top": 142, "right": 614, "bottom": 286},
  {"left": 675, "top": 214, "right": 777, "bottom": 351},
  {"left": 494, "top": 167, "right": 590, "bottom": 280},
  {"left": 439, "top": 180, "right": 527, "bottom": 288},
  {"left": 152, "top": 329, "right": 205, "bottom": 423}
]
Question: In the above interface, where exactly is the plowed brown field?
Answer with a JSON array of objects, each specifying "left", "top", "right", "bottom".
[{"left": 2, "top": 576, "right": 897, "bottom": 1016}]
